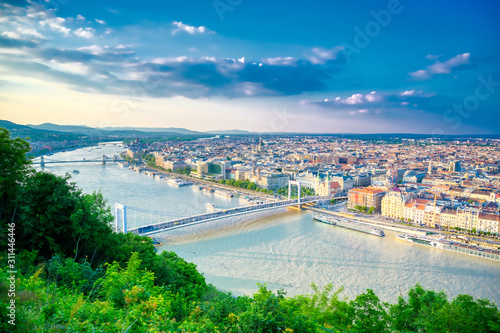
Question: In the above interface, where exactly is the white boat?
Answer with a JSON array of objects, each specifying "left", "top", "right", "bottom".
[
  {"left": 215, "top": 190, "right": 234, "bottom": 198},
  {"left": 395, "top": 233, "right": 443, "bottom": 248},
  {"left": 117, "top": 162, "right": 129, "bottom": 168},
  {"left": 313, "top": 214, "right": 385, "bottom": 237},
  {"left": 205, "top": 203, "right": 217, "bottom": 212},
  {"left": 167, "top": 178, "right": 192, "bottom": 187}
]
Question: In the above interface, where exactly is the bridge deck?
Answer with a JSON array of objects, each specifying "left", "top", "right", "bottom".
[
  {"left": 32, "top": 159, "right": 125, "bottom": 164},
  {"left": 127, "top": 197, "right": 324, "bottom": 236}
]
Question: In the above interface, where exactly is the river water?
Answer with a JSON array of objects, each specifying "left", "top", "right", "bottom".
[{"left": 34, "top": 143, "right": 500, "bottom": 305}]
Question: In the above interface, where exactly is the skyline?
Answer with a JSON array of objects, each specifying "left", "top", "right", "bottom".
[{"left": 1, "top": 0, "right": 499, "bottom": 134}]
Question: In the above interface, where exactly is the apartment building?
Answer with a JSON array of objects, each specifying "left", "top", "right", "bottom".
[
  {"left": 381, "top": 188, "right": 415, "bottom": 220},
  {"left": 348, "top": 187, "right": 385, "bottom": 212}
]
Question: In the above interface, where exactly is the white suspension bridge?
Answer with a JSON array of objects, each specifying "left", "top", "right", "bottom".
[{"left": 115, "top": 180, "right": 331, "bottom": 236}]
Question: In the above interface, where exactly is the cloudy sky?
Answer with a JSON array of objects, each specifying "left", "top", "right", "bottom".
[{"left": 1, "top": 0, "right": 499, "bottom": 134}]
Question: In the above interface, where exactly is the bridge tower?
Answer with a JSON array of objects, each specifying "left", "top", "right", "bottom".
[
  {"left": 40, "top": 156, "right": 45, "bottom": 168},
  {"left": 288, "top": 180, "right": 302, "bottom": 204},
  {"left": 102, "top": 155, "right": 106, "bottom": 165},
  {"left": 115, "top": 203, "right": 127, "bottom": 233}
]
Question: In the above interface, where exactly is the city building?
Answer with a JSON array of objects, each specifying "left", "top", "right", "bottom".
[
  {"left": 353, "top": 173, "right": 371, "bottom": 187},
  {"left": 449, "top": 160, "right": 461, "bottom": 173},
  {"left": 381, "top": 188, "right": 415, "bottom": 220},
  {"left": 348, "top": 187, "right": 386, "bottom": 212}
]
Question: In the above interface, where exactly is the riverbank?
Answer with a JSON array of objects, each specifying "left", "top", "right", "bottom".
[
  {"left": 305, "top": 207, "right": 430, "bottom": 236},
  {"left": 145, "top": 165, "right": 278, "bottom": 201}
]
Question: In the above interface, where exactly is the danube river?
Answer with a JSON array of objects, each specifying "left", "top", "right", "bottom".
[{"left": 35, "top": 143, "right": 500, "bottom": 305}]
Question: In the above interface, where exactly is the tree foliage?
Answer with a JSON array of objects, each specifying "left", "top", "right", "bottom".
[{"left": 0, "top": 128, "right": 32, "bottom": 225}]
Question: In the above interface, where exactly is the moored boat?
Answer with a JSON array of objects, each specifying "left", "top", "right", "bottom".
[
  {"left": 313, "top": 214, "right": 385, "bottom": 237},
  {"left": 395, "top": 233, "right": 443, "bottom": 248},
  {"left": 395, "top": 233, "right": 500, "bottom": 262}
]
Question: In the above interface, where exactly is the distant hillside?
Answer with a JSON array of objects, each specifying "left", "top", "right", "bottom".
[
  {"left": 27, "top": 123, "right": 113, "bottom": 137},
  {"left": 4, "top": 120, "right": 499, "bottom": 140},
  {"left": 206, "top": 129, "right": 255, "bottom": 135},
  {"left": 26, "top": 123, "right": 201, "bottom": 138},
  {"left": 99, "top": 126, "right": 203, "bottom": 135},
  {"left": 1, "top": 120, "right": 86, "bottom": 142}
]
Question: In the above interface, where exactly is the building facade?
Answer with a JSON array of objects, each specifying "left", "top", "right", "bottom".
[{"left": 348, "top": 187, "right": 385, "bottom": 212}]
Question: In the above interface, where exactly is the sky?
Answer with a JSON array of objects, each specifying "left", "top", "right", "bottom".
[{"left": 0, "top": 0, "right": 499, "bottom": 134}]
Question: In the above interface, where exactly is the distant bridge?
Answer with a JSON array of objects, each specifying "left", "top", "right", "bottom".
[{"left": 32, "top": 155, "right": 125, "bottom": 166}]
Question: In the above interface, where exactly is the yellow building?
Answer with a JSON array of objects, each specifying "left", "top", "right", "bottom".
[
  {"left": 381, "top": 189, "right": 415, "bottom": 220},
  {"left": 440, "top": 208, "right": 457, "bottom": 229},
  {"left": 455, "top": 207, "right": 480, "bottom": 231}
]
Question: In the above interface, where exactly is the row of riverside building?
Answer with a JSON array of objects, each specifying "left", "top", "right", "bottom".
[{"left": 348, "top": 186, "right": 500, "bottom": 234}]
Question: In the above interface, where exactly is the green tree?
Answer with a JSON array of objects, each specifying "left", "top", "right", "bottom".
[
  {"left": 350, "top": 289, "right": 389, "bottom": 332},
  {"left": 239, "top": 285, "right": 316, "bottom": 332},
  {"left": 296, "top": 283, "right": 352, "bottom": 331},
  {"left": 15, "top": 172, "right": 81, "bottom": 260},
  {"left": 14, "top": 172, "right": 115, "bottom": 264},
  {"left": 389, "top": 283, "right": 448, "bottom": 332},
  {"left": 0, "top": 128, "right": 32, "bottom": 224}
]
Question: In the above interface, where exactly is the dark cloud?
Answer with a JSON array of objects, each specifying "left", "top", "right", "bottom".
[
  {"left": 0, "top": 35, "right": 36, "bottom": 48},
  {"left": 37, "top": 48, "right": 97, "bottom": 63},
  {"left": 128, "top": 57, "right": 344, "bottom": 98},
  {"left": 238, "top": 60, "right": 338, "bottom": 95},
  {"left": 36, "top": 46, "right": 136, "bottom": 64}
]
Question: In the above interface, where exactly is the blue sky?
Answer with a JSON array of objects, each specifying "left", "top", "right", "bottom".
[{"left": 0, "top": 0, "right": 499, "bottom": 133}]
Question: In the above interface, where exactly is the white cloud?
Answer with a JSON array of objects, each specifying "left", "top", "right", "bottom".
[
  {"left": 39, "top": 17, "right": 70, "bottom": 35},
  {"left": 17, "top": 27, "right": 45, "bottom": 39},
  {"left": 74, "top": 27, "right": 95, "bottom": 39},
  {"left": 77, "top": 45, "right": 104, "bottom": 55},
  {"left": 151, "top": 56, "right": 195, "bottom": 64},
  {"left": 349, "top": 109, "right": 369, "bottom": 115},
  {"left": 76, "top": 14, "right": 85, "bottom": 20},
  {"left": 425, "top": 54, "right": 441, "bottom": 60},
  {"left": 1, "top": 31, "right": 21, "bottom": 40},
  {"left": 365, "top": 91, "right": 382, "bottom": 102},
  {"left": 344, "top": 93, "right": 364, "bottom": 105},
  {"left": 308, "top": 89, "right": 435, "bottom": 112},
  {"left": 1, "top": 28, "right": 45, "bottom": 42},
  {"left": 172, "top": 21, "right": 211, "bottom": 35},
  {"left": 95, "top": 18, "right": 106, "bottom": 25},
  {"left": 26, "top": 7, "right": 48, "bottom": 19},
  {"left": 401, "top": 90, "right": 416, "bottom": 96},
  {"left": 306, "top": 46, "right": 344, "bottom": 65},
  {"left": 49, "top": 60, "right": 89, "bottom": 75},
  {"left": 262, "top": 57, "right": 297, "bottom": 66},
  {"left": 409, "top": 53, "right": 471, "bottom": 80}
]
